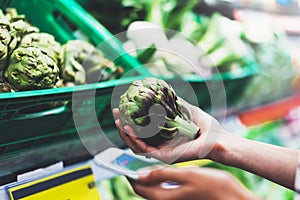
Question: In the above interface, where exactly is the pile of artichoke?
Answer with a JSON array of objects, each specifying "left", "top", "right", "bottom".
[
  {"left": 0, "top": 8, "right": 123, "bottom": 92},
  {"left": 119, "top": 77, "right": 200, "bottom": 147}
]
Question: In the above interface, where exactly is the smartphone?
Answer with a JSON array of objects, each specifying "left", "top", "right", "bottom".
[{"left": 94, "top": 147, "right": 165, "bottom": 180}]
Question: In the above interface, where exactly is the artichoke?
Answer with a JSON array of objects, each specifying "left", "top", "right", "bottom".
[
  {"left": 0, "top": 27, "right": 11, "bottom": 71},
  {"left": 83, "top": 50, "right": 123, "bottom": 83},
  {"left": 0, "top": 82, "right": 13, "bottom": 92},
  {"left": 119, "top": 77, "right": 200, "bottom": 147},
  {"left": 0, "top": 9, "right": 38, "bottom": 71},
  {"left": 20, "top": 32, "right": 61, "bottom": 64},
  {"left": 5, "top": 8, "right": 25, "bottom": 22},
  {"left": 60, "top": 40, "right": 123, "bottom": 85},
  {"left": 4, "top": 46, "right": 59, "bottom": 91},
  {"left": 5, "top": 8, "right": 39, "bottom": 35},
  {"left": 59, "top": 40, "right": 87, "bottom": 84},
  {"left": 0, "top": 11, "right": 16, "bottom": 71}
]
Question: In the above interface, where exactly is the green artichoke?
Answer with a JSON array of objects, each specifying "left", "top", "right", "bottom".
[
  {"left": 4, "top": 46, "right": 59, "bottom": 91},
  {"left": 9, "top": 19, "right": 39, "bottom": 43},
  {"left": 20, "top": 32, "right": 61, "bottom": 64},
  {"left": 0, "top": 8, "right": 38, "bottom": 71},
  {"left": 0, "top": 27, "right": 11, "bottom": 71},
  {"left": 60, "top": 40, "right": 123, "bottom": 85},
  {"left": 5, "top": 8, "right": 25, "bottom": 22},
  {"left": 0, "top": 82, "right": 13, "bottom": 92},
  {"left": 59, "top": 40, "right": 86, "bottom": 84},
  {"left": 83, "top": 50, "right": 123, "bottom": 83},
  {"left": 5, "top": 8, "right": 39, "bottom": 36},
  {"left": 119, "top": 77, "right": 200, "bottom": 147},
  {"left": 0, "top": 11, "right": 16, "bottom": 71}
]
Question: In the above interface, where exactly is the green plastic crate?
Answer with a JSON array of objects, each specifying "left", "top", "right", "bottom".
[
  {"left": 0, "top": 0, "right": 149, "bottom": 162},
  {"left": 0, "top": 78, "right": 134, "bottom": 179}
]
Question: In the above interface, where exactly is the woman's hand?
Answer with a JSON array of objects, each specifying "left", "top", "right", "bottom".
[
  {"left": 129, "top": 166, "right": 261, "bottom": 200},
  {"left": 114, "top": 97, "right": 299, "bottom": 190},
  {"left": 113, "top": 98, "right": 223, "bottom": 164}
]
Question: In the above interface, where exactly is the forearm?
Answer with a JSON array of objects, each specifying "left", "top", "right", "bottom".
[{"left": 209, "top": 130, "right": 299, "bottom": 190}]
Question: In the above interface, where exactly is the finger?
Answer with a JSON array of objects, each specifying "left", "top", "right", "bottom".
[
  {"left": 115, "top": 119, "right": 138, "bottom": 151},
  {"left": 124, "top": 125, "right": 159, "bottom": 156},
  {"left": 130, "top": 181, "right": 158, "bottom": 199},
  {"left": 139, "top": 167, "right": 192, "bottom": 184},
  {"left": 131, "top": 183, "right": 164, "bottom": 200},
  {"left": 112, "top": 108, "right": 120, "bottom": 119},
  {"left": 130, "top": 179, "right": 190, "bottom": 200},
  {"left": 115, "top": 117, "right": 158, "bottom": 155}
]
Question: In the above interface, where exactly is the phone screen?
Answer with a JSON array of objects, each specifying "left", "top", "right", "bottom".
[{"left": 112, "top": 153, "right": 160, "bottom": 171}]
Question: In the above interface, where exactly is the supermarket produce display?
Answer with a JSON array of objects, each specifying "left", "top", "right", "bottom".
[
  {"left": 79, "top": 0, "right": 260, "bottom": 111},
  {"left": 0, "top": 0, "right": 300, "bottom": 199},
  {"left": 0, "top": 0, "right": 146, "bottom": 182}
]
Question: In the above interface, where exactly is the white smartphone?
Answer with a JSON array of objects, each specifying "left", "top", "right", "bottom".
[{"left": 93, "top": 147, "right": 165, "bottom": 180}]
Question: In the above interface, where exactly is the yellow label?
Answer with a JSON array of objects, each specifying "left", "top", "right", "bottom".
[{"left": 8, "top": 165, "right": 101, "bottom": 200}]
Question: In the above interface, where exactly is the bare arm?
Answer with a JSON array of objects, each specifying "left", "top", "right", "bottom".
[{"left": 208, "top": 130, "right": 299, "bottom": 190}]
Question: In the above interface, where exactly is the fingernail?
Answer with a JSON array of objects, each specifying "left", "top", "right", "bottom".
[
  {"left": 112, "top": 108, "right": 117, "bottom": 118},
  {"left": 138, "top": 171, "right": 150, "bottom": 179},
  {"left": 139, "top": 174, "right": 149, "bottom": 179},
  {"left": 124, "top": 126, "right": 129, "bottom": 132}
]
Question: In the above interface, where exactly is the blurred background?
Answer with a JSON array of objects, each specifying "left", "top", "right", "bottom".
[
  {"left": 1, "top": 0, "right": 300, "bottom": 199},
  {"left": 75, "top": 0, "right": 300, "bottom": 199}
]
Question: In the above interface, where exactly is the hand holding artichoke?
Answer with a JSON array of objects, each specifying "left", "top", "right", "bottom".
[{"left": 119, "top": 77, "right": 200, "bottom": 147}]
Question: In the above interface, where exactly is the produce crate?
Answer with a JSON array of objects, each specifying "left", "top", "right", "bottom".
[{"left": 0, "top": 0, "right": 149, "bottom": 176}]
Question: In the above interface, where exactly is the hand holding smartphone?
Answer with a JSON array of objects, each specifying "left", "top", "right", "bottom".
[{"left": 93, "top": 147, "right": 180, "bottom": 189}]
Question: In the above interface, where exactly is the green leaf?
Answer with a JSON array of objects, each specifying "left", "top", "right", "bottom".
[{"left": 136, "top": 44, "right": 156, "bottom": 63}]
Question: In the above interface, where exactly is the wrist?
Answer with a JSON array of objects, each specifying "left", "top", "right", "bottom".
[
  {"left": 206, "top": 130, "right": 299, "bottom": 190},
  {"left": 206, "top": 130, "right": 244, "bottom": 166}
]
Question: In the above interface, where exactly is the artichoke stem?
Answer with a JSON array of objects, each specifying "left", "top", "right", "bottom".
[{"left": 165, "top": 115, "right": 200, "bottom": 139}]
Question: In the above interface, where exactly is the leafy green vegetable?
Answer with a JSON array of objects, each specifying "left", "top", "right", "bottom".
[
  {"left": 196, "top": 13, "right": 225, "bottom": 53},
  {"left": 136, "top": 43, "right": 156, "bottom": 63},
  {"left": 122, "top": 0, "right": 200, "bottom": 31}
]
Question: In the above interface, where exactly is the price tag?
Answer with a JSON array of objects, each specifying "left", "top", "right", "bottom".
[{"left": 7, "top": 165, "right": 101, "bottom": 200}]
